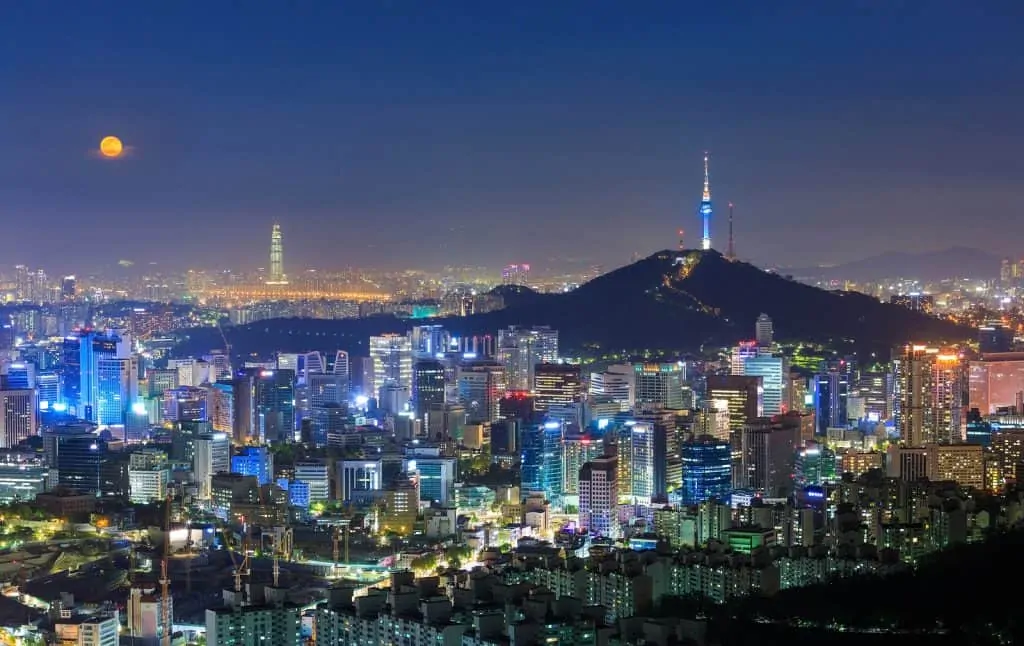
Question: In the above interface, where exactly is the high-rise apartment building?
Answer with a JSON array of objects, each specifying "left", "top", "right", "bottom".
[{"left": 894, "top": 345, "right": 967, "bottom": 446}]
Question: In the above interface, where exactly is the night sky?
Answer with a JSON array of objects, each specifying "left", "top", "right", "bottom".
[{"left": 2, "top": 3, "right": 1022, "bottom": 274}]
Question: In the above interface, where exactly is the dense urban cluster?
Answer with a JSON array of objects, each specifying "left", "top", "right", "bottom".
[{"left": 1, "top": 238, "right": 1023, "bottom": 646}]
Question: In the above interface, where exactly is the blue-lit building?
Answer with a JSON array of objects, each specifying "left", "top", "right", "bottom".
[
  {"left": 405, "top": 456, "right": 456, "bottom": 505},
  {"left": 278, "top": 478, "right": 310, "bottom": 509},
  {"left": 520, "top": 421, "right": 564, "bottom": 502},
  {"left": 78, "top": 330, "right": 130, "bottom": 423},
  {"left": 252, "top": 368, "right": 295, "bottom": 443},
  {"left": 680, "top": 436, "right": 731, "bottom": 506},
  {"left": 814, "top": 368, "right": 849, "bottom": 434},
  {"left": 231, "top": 446, "right": 274, "bottom": 485}
]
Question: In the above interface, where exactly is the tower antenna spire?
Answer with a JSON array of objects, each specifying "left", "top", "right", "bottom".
[
  {"left": 727, "top": 202, "right": 735, "bottom": 260},
  {"left": 702, "top": 151, "right": 711, "bottom": 201},
  {"left": 699, "top": 152, "right": 713, "bottom": 250}
]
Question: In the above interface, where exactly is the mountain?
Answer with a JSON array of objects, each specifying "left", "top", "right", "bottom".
[
  {"left": 783, "top": 246, "right": 1001, "bottom": 283},
  {"left": 173, "top": 250, "right": 970, "bottom": 362}
]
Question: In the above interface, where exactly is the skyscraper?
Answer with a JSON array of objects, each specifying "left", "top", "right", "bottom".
[
  {"left": 633, "top": 363, "right": 686, "bottom": 410},
  {"left": 894, "top": 345, "right": 967, "bottom": 446},
  {"left": 680, "top": 436, "right": 731, "bottom": 505},
  {"left": 699, "top": 151, "right": 712, "bottom": 250},
  {"left": 267, "top": 223, "right": 287, "bottom": 285},
  {"left": 533, "top": 363, "right": 583, "bottom": 414},
  {"left": 412, "top": 359, "right": 446, "bottom": 419},
  {"left": 755, "top": 314, "right": 774, "bottom": 347},
  {"left": 579, "top": 456, "right": 617, "bottom": 538},
  {"left": 0, "top": 389, "right": 36, "bottom": 449},
  {"left": 496, "top": 326, "right": 558, "bottom": 391},
  {"left": 456, "top": 361, "right": 506, "bottom": 424},
  {"left": 369, "top": 334, "right": 413, "bottom": 399}
]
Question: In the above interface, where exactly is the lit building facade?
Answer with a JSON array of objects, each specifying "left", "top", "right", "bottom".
[
  {"left": 579, "top": 456, "right": 618, "bottom": 538},
  {"left": 680, "top": 436, "right": 731, "bottom": 505},
  {"left": 894, "top": 345, "right": 967, "bottom": 446},
  {"left": 369, "top": 334, "right": 413, "bottom": 398}
]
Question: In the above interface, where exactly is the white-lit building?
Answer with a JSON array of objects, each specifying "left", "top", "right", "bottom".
[
  {"left": 369, "top": 334, "right": 413, "bottom": 398},
  {"left": 194, "top": 432, "right": 230, "bottom": 499},
  {"left": 295, "top": 460, "right": 330, "bottom": 502}
]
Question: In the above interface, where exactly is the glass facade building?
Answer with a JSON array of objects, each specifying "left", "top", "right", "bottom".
[{"left": 680, "top": 437, "right": 731, "bottom": 506}]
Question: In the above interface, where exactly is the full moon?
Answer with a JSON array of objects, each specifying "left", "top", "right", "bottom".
[{"left": 99, "top": 136, "right": 123, "bottom": 158}]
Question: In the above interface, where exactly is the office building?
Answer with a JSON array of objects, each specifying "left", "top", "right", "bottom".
[
  {"left": 412, "top": 358, "right": 446, "bottom": 419},
  {"left": 680, "top": 436, "right": 731, "bottom": 505},
  {"left": 231, "top": 446, "right": 274, "bottom": 486},
  {"left": 405, "top": 456, "right": 457, "bottom": 505},
  {"left": 163, "top": 385, "right": 208, "bottom": 422},
  {"left": 589, "top": 364, "right": 634, "bottom": 411},
  {"left": 617, "top": 422, "right": 655, "bottom": 518},
  {"left": 633, "top": 363, "right": 686, "bottom": 410},
  {"left": 206, "top": 382, "right": 235, "bottom": 434},
  {"left": 369, "top": 334, "right": 413, "bottom": 398},
  {"left": 579, "top": 456, "right": 618, "bottom": 538},
  {"left": 456, "top": 361, "right": 506, "bottom": 424},
  {"left": 520, "top": 421, "right": 563, "bottom": 501},
  {"left": 755, "top": 313, "right": 774, "bottom": 347},
  {"left": 253, "top": 368, "right": 295, "bottom": 443},
  {"left": 54, "top": 612, "right": 120, "bottom": 646},
  {"left": 194, "top": 432, "right": 230, "bottom": 499},
  {"left": 128, "top": 449, "right": 169, "bottom": 504},
  {"left": 496, "top": 325, "right": 558, "bottom": 391},
  {"left": 266, "top": 222, "right": 288, "bottom": 284},
  {"left": 534, "top": 362, "right": 583, "bottom": 419},
  {"left": 79, "top": 329, "right": 130, "bottom": 422},
  {"left": 739, "top": 415, "right": 803, "bottom": 496},
  {"left": 338, "top": 459, "right": 382, "bottom": 502},
  {"left": 0, "top": 389, "right": 36, "bottom": 448},
  {"left": 294, "top": 460, "right": 330, "bottom": 502},
  {"left": 0, "top": 453, "right": 50, "bottom": 502},
  {"left": 741, "top": 353, "right": 788, "bottom": 416}
]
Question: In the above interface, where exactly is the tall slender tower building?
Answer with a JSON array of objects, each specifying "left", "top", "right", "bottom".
[
  {"left": 699, "top": 152, "right": 713, "bottom": 251},
  {"left": 268, "top": 223, "right": 287, "bottom": 284}
]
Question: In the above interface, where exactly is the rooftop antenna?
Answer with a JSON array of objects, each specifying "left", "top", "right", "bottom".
[{"left": 727, "top": 202, "right": 735, "bottom": 260}]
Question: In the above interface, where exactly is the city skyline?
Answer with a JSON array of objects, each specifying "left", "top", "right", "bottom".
[{"left": 3, "top": 4, "right": 1023, "bottom": 274}]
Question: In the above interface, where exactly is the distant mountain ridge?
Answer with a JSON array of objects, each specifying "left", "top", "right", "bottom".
[
  {"left": 174, "top": 249, "right": 971, "bottom": 362},
  {"left": 783, "top": 246, "right": 1001, "bottom": 282}
]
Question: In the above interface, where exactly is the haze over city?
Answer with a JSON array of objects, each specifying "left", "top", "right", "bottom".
[
  {"left": 6, "top": 4, "right": 1024, "bottom": 646},
  {"left": 3, "top": 3, "right": 1023, "bottom": 273}
]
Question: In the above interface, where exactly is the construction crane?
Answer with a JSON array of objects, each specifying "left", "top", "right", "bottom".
[{"left": 160, "top": 493, "right": 172, "bottom": 646}]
